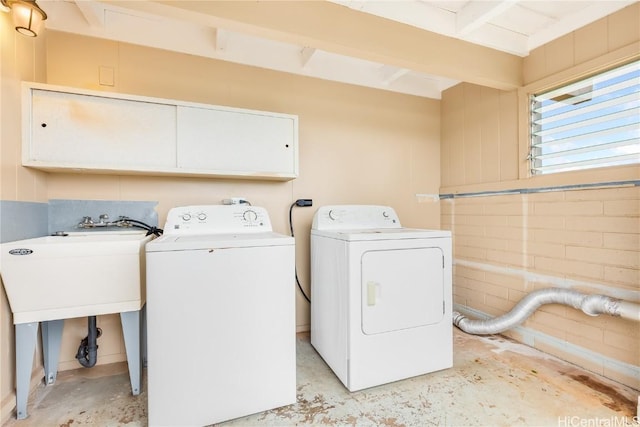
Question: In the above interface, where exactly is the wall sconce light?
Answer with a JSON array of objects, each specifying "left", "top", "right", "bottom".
[{"left": 1, "top": 0, "right": 47, "bottom": 37}]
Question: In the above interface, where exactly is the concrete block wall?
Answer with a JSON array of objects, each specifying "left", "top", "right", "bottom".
[{"left": 442, "top": 185, "right": 639, "bottom": 388}]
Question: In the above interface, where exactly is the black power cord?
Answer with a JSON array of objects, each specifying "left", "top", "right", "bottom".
[
  {"left": 289, "top": 199, "right": 313, "bottom": 303},
  {"left": 119, "top": 216, "right": 164, "bottom": 237}
]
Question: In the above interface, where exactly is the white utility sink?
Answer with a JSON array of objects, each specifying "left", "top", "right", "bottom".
[{"left": 1, "top": 231, "right": 153, "bottom": 324}]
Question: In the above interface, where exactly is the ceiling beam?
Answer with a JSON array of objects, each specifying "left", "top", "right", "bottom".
[
  {"left": 300, "top": 46, "right": 316, "bottom": 68},
  {"left": 107, "top": 0, "right": 522, "bottom": 90},
  {"left": 379, "top": 65, "right": 409, "bottom": 86},
  {"left": 213, "top": 28, "right": 228, "bottom": 51},
  {"left": 456, "top": 0, "right": 520, "bottom": 37},
  {"left": 74, "top": 0, "right": 105, "bottom": 28}
]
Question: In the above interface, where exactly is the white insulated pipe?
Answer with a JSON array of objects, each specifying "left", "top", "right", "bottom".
[
  {"left": 453, "top": 288, "right": 640, "bottom": 335},
  {"left": 618, "top": 300, "right": 640, "bottom": 322}
]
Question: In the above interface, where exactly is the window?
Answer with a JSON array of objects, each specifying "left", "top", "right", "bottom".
[{"left": 529, "top": 60, "right": 640, "bottom": 175}]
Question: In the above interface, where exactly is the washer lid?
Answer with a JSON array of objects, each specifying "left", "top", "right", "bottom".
[
  {"left": 311, "top": 227, "right": 451, "bottom": 241},
  {"left": 146, "top": 232, "right": 294, "bottom": 252}
]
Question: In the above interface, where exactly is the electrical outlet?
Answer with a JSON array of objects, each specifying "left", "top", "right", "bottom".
[
  {"left": 296, "top": 199, "right": 313, "bottom": 207},
  {"left": 222, "top": 197, "right": 249, "bottom": 205}
]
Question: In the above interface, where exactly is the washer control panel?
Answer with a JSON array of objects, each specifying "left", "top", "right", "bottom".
[
  {"left": 163, "top": 205, "right": 272, "bottom": 235},
  {"left": 312, "top": 205, "right": 401, "bottom": 230}
]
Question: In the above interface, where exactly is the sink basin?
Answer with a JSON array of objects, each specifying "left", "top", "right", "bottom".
[{"left": 0, "top": 231, "right": 153, "bottom": 324}]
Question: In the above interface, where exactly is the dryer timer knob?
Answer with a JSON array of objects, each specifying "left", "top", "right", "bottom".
[
  {"left": 243, "top": 210, "right": 258, "bottom": 222},
  {"left": 181, "top": 213, "right": 192, "bottom": 221}
]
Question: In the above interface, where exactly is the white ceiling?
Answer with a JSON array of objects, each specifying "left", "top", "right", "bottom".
[{"left": 39, "top": 0, "right": 635, "bottom": 99}]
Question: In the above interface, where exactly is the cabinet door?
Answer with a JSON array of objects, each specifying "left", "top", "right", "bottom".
[
  {"left": 176, "top": 106, "right": 297, "bottom": 177},
  {"left": 28, "top": 89, "right": 177, "bottom": 169}
]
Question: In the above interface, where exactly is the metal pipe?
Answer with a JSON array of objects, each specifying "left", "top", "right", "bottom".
[
  {"left": 453, "top": 288, "right": 640, "bottom": 335},
  {"left": 618, "top": 301, "right": 640, "bottom": 322}
]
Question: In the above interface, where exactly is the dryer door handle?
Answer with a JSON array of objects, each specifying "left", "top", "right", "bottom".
[{"left": 367, "top": 281, "right": 379, "bottom": 306}]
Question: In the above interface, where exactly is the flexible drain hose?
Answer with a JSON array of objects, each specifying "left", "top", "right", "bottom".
[{"left": 453, "top": 288, "right": 640, "bottom": 335}]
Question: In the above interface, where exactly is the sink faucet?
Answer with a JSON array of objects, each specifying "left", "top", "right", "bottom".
[
  {"left": 77, "top": 214, "right": 132, "bottom": 229},
  {"left": 79, "top": 216, "right": 94, "bottom": 228}
]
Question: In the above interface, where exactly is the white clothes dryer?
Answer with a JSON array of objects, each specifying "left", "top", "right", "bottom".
[
  {"left": 311, "top": 205, "right": 452, "bottom": 392},
  {"left": 145, "top": 205, "right": 296, "bottom": 426}
]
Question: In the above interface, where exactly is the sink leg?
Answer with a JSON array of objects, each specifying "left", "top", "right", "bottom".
[
  {"left": 41, "top": 319, "right": 64, "bottom": 385},
  {"left": 121, "top": 310, "right": 141, "bottom": 396},
  {"left": 15, "top": 322, "right": 38, "bottom": 420}
]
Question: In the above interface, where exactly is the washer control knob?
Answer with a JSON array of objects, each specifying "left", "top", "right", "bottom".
[
  {"left": 181, "top": 213, "right": 192, "bottom": 222},
  {"left": 243, "top": 210, "right": 258, "bottom": 222},
  {"left": 328, "top": 210, "right": 337, "bottom": 220},
  {"left": 197, "top": 213, "right": 207, "bottom": 221},
  {"left": 383, "top": 211, "right": 389, "bottom": 218}
]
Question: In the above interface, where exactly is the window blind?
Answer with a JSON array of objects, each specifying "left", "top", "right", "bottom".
[{"left": 530, "top": 60, "right": 640, "bottom": 175}]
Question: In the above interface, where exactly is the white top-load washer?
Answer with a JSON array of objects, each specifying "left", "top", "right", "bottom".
[
  {"left": 311, "top": 205, "right": 452, "bottom": 392},
  {"left": 145, "top": 205, "right": 296, "bottom": 426}
]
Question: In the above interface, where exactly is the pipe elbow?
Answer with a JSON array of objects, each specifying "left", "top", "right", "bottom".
[{"left": 452, "top": 311, "right": 466, "bottom": 327}]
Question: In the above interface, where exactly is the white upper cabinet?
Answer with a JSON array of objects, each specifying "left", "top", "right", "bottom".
[
  {"left": 177, "top": 106, "right": 297, "bottom": 176},
  {"left": 26, "top": 87, "right": 177, "bottom": 171},
  {"left": 22, "top": 83, "right": 299, "bottom": 180}
]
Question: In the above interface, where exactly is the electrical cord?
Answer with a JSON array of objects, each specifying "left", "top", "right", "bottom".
[
  {"left": 289, "top": 200, "right": 313, "bottom": 304},
  {"left": 120, "top": 217, "right": 164, "bottom": 237}
]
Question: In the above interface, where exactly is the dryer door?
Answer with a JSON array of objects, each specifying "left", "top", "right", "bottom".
[{"left": 361, "top": 247, "right": 444, "bottom": 335}]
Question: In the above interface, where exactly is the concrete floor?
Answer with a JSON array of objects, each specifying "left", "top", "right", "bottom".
[{"left": 4, "top": 330, "right": 638, "bottom": 427}]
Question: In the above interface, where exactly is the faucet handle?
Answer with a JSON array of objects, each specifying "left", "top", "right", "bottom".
[
  {"left": 99, "top": 214, "right": 109, "bottom": 222},
  {"left": 78, "top": 216, "right": 94, "bottom": 228}
]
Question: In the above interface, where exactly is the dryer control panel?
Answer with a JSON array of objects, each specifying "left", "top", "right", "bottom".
[
  {"left": 312, "top": 205, "right": 401, "bottom": 230},
  {"left": 163, "top": 205, "right": 273, "bottom": 235}
]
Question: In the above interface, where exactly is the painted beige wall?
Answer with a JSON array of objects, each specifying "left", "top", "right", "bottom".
[
  {"left": 1, "top": 12, "right": 48, "bottom": 423},
  {"left": 0, "top": 17, "right": 48, "bottom": 202},
  {"left": 524, "top": 3, "right": 640, "bottom": 85},
  {"left": 442, "top": 3, "right": 640, "bottom": 190},
  {"left": 441, "top": 3, "right": 640, "bottom": 389},
  {"left": 36, "top": 31, "right": 442, "bottom": 376},
  {"left": 440, "top": 85, "right": 519, "bottom": 187}
]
